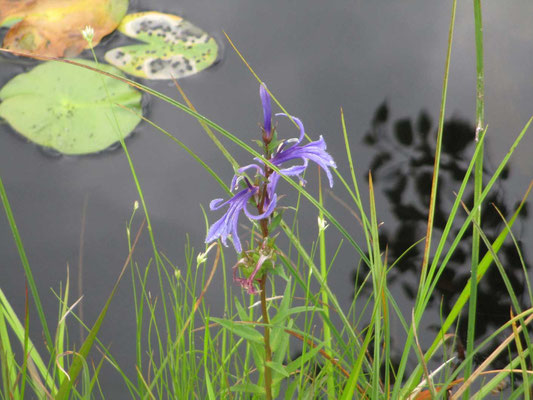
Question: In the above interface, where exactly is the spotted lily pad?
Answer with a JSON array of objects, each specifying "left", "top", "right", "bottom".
[
  {"left": 104, "top": 11, "right": 218, "bottom": 80},
  {"left": 0, "top": 0, "right": 128, "bottom": 57},
  {"left": 0, "top": 59, "right": 142, "bottom": 155}
]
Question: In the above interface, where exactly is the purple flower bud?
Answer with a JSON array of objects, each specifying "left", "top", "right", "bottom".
[{"left": 260, "top": 83, "right": 272, "bottom": 140}]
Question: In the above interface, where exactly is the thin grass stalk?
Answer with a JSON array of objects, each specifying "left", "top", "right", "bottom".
[
  {"left": 393, "top": 0, "right": 457, "bottom": 392},
  {"left": 509, "top": 310, "right": 530, "bottom": 400},
  {"left": 492, "top": 204, "right": 533, "bottom": 308},
  {"left": 418, "top": 128, "right": 485, "bottom": 316},
  {"left": 126, "top": 208, "right": 147, "bottom": 397},
  {"left": 0, "top": 175, "right": 53, "bottom": 352},
  {"left": 317, "top": 171, "right": 335, "bottom": 397},
  {"left": 464, "top": 1, "right": 486, "bottom": 395},
  {"left": 89, "top": 46, "right": 175, "bottom": 396},
  {"left": 54, "top": 273, "right": 70, "bottom": 387},
  {"left": 0, "top": 288, "right": 58, "bottom": 394},
  {"left": 142, "top": 245, "right": 220, "bottom": 398},
  {"left": 55, "top": 219, "right": 145, "bottom": 399},
  {"left": 20, "top": 284, "right": 29, "bottom": 399},
  {"left": 417, "top": 0, "right": 457, "bottom": 287},
  {"left": 401, "top": 178, "right": 532, "bottom": 397},
  {"left": 368, "top": 172, "right": 385, "bottom": 398},
  {"left": 463, "top": 198, "right": 533, "bottom": 366},
  {"left": 408, "top": 117, "right": 530, "bottom": 391},
  {"left": 87, "top": 44, "right": 174, "bottom": 366},
  {"left": 280, "top": 221, "right": 362, "bottom": 352},
  {"left": 173, "top": 79, "right": 240, "bottom": 171},
  {"left": 450, "top": 310, "right": 533, "bottom": 398},
  {"left": 0, "top": 305, "right": 17, "bottom": 398},
  {"left": 340, "top": 108, "right": 372, "bottom": 246}
]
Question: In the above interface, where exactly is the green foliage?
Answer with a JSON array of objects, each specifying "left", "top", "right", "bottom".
[
  {"left": 104, "top": 11, "right": 219, "bottom": 80},
  {"left": 0, "top": 59, "right": 141, "bottom": 155},
  {"left": 1, "top": 1, "right": 532, "bottom": 397}
]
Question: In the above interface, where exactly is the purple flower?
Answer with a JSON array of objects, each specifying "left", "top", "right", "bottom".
[
  {"left": 206, "top": 84, "right": 336, "bottom": 258},
  {"left": 205, "top": 178, "right": 277, "bottom": 253},
  {"left": 260, "top": 83, "right": 273, "bottom": 140},
  {"left": 260, "top": 113, "right": 337, "bottom": 188}
]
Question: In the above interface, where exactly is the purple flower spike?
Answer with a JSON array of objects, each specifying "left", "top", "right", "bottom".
[
  {"left": 205, "top": 185, "right": 277, "bottom": 254},
  {"left": 260, "top": 83, "right": 272, "bottom": 140}
]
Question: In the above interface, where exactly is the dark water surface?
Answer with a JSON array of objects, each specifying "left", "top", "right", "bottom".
[{"left": 1, "top": 0, "right": 532, "bottom": 396}]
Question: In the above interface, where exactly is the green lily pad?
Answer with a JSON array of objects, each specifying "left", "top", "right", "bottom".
[
  {"left": 104, "top": 11, "right": 219, "bottom": 80},
  {"left": 0, "top": 59, "right": 142, "bottom": 155}
]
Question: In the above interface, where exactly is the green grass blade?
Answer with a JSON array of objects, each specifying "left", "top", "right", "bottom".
[
  {"left": 55, "top": 220, "right": 145, "bottom": 399},
  {"left": 0, "top": 175, "right": 53, "bottom": 351}
]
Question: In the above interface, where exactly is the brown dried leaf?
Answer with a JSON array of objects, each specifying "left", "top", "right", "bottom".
[{"left": 0, "top": 0, "right": 128, "bottom": 57}]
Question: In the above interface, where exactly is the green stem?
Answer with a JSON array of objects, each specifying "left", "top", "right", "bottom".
[
  {"left": 465, "top": 1, "right": 484, "bottom": 397},
  {"left": 318, "top": 171, "right": 335, "bottom": 397},
  {"left": 392, "top": 0, "right": 458, "bottom": 395},
  {"left": 259, "top": 276, "right": 272, "bottom": 400}
]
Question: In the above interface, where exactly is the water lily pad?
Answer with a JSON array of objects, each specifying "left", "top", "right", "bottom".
[
  {"left": 104, "top": 11, "right": 219, "bottom": 80},
  {"left": 0, "top": 0, "right": 128, "bottom": 57},
  {"left": 0, "top": 59, "right": 142, "bottom": 155}
]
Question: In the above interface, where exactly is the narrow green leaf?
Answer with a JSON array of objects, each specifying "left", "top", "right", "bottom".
[
  {"left": 205, "top": 371, "right": 216, "bottom": 400},
  {"left": 285, "top": 344, "right": 323, "bottom": 374},
  {"left": 266, "top": 361, "right": 289, "bottom": 378},
  {"left": 230, "top": 382, "right": 266, "bottom": 394},
  {"left": 211, "top": 317, "right": 263, "bottom": 344}
]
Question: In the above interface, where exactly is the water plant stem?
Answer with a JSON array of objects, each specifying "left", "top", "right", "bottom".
[
  {"left": 464, "top": 0, "right": 485, "bottom": 396},
  {"left": 259, "top": 276, "right": 273, "bottom": 400},
  {"left": 318, "top": 171, "right": 335, "bottom": 397}
]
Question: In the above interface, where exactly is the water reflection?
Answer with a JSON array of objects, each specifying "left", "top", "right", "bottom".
[{"left": 363, "top": 101, "right": 530, "bottom": 345}]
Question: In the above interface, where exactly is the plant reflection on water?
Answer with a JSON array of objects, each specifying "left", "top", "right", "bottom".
[{"left": 362, "top": 101, "right": 530, "bottom": 366}]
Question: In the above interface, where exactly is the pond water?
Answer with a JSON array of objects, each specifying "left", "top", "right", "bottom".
[{"left": 1, "top": 0, "right": 532, "bottom": 396}]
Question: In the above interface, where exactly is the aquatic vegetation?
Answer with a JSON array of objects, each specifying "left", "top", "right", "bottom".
[
  {"left": 0, "top": 59, "right": 141, "bottom": 154},
  {"left": 0, "top": 0, "right": 128, "bottom": 57},
  {"left": 0, "top": 0, "right": 532, "bottom": 398},
  {"left": 104, "top": 11, "right": 219, "bottom": 80},
  {"left": 0, "top": 6, "right": 219, "bottom": 155}
]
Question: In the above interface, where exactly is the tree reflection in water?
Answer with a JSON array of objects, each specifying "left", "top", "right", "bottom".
[{"left": 363, "top": 101, "right": 530, "bottom": 364}]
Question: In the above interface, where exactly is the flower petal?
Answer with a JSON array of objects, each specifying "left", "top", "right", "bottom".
[
  {"left": 205, "top": 187, "right": 258, "bottom": 253},
  {"left": 209, "top": 198, "right": 226, "bottom": 210},
  {"left": 275, "top": 113, "right": 305, "bottom": 144},
  {"left": 244, "top": 193, "right": 277, "bottom": 220},
  {"left": 260, "top": 83, "right": 272, "bottom": 139},
  {"left": 271, "top": 136, "right": 336, "bottom": 187}
]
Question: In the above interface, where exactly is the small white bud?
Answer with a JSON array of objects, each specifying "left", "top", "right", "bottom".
[
  {"left": 81, "top": 25, "right": 94, "bottom": 43},
  {"left": 317, "top": 215, "right": 329, "bottom": 233},
  {"left": 133, "top": 201, "right": 139, "bottom": 211},
  {"left": 196, "top": 243, "right": 217, "bottom": 268},
  {"left": 197, "top": 251, "right": 208, "bottom": 267}
]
